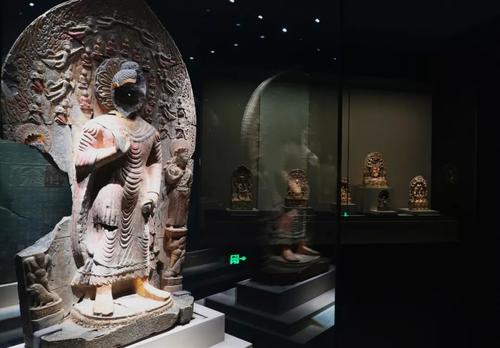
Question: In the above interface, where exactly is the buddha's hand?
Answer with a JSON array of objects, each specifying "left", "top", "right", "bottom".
[
  {"left": 141, "top": 191, "right": 159, "bottom": 217},
  {"left": 114, "top": 129, "right": 130, "bottom": 154}
]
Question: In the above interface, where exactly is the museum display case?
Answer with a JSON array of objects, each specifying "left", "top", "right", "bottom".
[{"left": 1, "top": 0, "right": 494, "bottom": 347}]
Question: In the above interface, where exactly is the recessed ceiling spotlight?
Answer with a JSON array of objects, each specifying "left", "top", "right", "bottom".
[
  {"left": 234, "top": 43, "right": 239, "bottom": 47},
  {"left": 258, "top": 15, "right": 263, "bottom": 20},
  {"left": 333, "top": 57, "right": 337, "bottom": 60},
  {"left": 314, "top": 18, "right": 320, "bottom": 23},
  {"left": 260, "top": 35, "right": 265, "bottom": 39},
  {"left": 236, "top": 23, "right": 241, "bottom": 27},
  {"left": 189, "top": 56, "right": 194, "bottom": 60},
  {"left": 210, "top": 50, "right": 215, "bottom": 54},
  {"left": 316, "top": 48, "right": 321, "bottom": 52},
  {"left": 229, "top": 0, "right": 235, "bottom": 3},
  {"left": 282, "top": 27, "right": 288, "bottom": 33},
  {"left": 29, "top": 2, "right": 35, "bottom": 6}
]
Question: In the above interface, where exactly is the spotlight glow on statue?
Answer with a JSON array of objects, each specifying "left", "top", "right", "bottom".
[{"left": 72, "top": 61, "right": 170, "bottom": 316}]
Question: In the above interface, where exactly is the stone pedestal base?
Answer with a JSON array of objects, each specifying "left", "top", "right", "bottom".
[
  {"left": 237, "top": 266, "right": 335, "bottom": 314},
  {"left": 162, "top": 276, "right": 183, "bottom": 292},
  {"left": 254, "top": 256, "right": 330, "bottom": 285},
  {"left": 29, "top": 299, "right": 64, "bottom": 331},
  {"left": 35, "top": 292, "right": 193, "bottom": 348},
  {"left": 225, "top": 208, "right": 259, "bottom": 217},
  {"left": 331, "top": 202, "right": 358, "bottom": 215},
  {"left": 398, "top": 208, "right": 440, "bottom": 216},
  {"left": 162, "top": 226, "right": 188, "bottom": 292},
  {"left": 9, "top": 303, "right": 250, "bottom": 348},
  {"left": 368, "top": 209, "right": 398, "bottom": 216},
  {"left": 128, "top": 304, "right": 251, "bottom": 348},
  {"left": 204, "top": 267, "right": 335, "bottom": 347},
  {"left": 70, "top": 294, "right": 172, "bottom": 328},
  {"left": 355, "top": 186, "right": 395, "bottom": 213}
]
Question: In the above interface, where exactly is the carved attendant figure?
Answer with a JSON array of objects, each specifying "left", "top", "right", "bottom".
[
  {"left": 23, "top": 254, "right": 61, "bottom": 308},
  {"left": 165, "top": 139, "right": 192, "bottom": 229},
  {"left": 29, "top": 61, "right": 46, "bottom": 93},
  {"left": 41, "top": 40, "right": 82, "bottom": 70},
  {"left": 161, "top": 139, "right": 192, "bottom": 291},
  {"left": 71, "top": 61, "right": 170, "bottom": 316},
  {"left": 45, "top": 70, "right": 74, "bottom": 103}
]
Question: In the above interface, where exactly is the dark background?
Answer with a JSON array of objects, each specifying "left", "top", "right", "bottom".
[{"left": 2, "top": 1, "right": 499, "bottom": 347}]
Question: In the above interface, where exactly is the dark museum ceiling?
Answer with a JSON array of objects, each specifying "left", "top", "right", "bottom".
[{"left": 1, "top": 0, "right": 499, "bottom": 78}]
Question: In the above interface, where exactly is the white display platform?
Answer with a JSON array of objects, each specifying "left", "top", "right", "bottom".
[
  {"left": 398, "top": 208, "right": 440, "bottom": 216},
  {"left": 0, "top": 282, "right": 22, "bottom": 347},
  {"left": 355, "top": 186, "right": 394, "bottom": 213},
  {"left": 9, "top": 304, "right": 251, "bottom": 348},
  {"left": 0, "top": 282, "right": 18, "bottom": 308}
]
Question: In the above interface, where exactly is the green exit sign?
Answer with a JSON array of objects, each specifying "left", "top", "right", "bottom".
[{"left": 229, "top": 254, "right": 247, "bottom": 265}]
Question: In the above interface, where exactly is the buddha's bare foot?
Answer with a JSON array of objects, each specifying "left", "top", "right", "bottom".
[
  {"left": 281, "top": 247, "right": 300, "bottom": 262},
  {"left": 296, "top": 241, "right": 320, "bottom": 256},
  {"left": 134, "top": 277, "right": 171, "bottom": 301},
  {"left": 93, "top": 284, "right": 113, "bottom": 316}
]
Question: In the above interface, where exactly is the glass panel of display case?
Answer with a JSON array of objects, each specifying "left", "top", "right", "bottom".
[
  {"left": 342, "top": 83, "right": 434, "bottom": 216},
  {"left": 199, "top": 69, "right": 338, "bottom": 347}
]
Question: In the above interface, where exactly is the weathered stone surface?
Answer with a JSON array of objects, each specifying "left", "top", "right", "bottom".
[
  {"left": 40, "top": 295, "right": 193, "bottom": 348},
  {"left": 1, "top": 0, "right": 196, "bottom": 186},
  {"left": 255, "top": 256, "right": 330, "bottom": 285},
  {"left": 173, "top": 290, "right": 194, "bottom": 325},
  {"left": 16, "top": 217, "right": 74, "bottom": 347},
  {"left": 3, "top": 0, "right": 197, "bottom": 346},
  {"left": 32, "top": 309, "right": 64, "bottom": 331}
]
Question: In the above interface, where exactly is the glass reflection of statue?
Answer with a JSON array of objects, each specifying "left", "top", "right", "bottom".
[
  {"left": 409, "top": 175, "right": 429, "bottom": 210},
  {"left": 72, "top": 61, "right": 171, "bottom": 316},
  {"left": 231, "top": 165, "right": 253, "bottom": 210},
  {"left": 270, "top": 169, "right": 319, "bottom": 262},
  {"left": 363, "top": 151, "right": 388, "bottom": 187}
]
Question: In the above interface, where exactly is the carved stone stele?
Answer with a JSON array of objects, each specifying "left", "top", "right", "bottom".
[
  {"left": 362, "top": 152, "right": 388, "bottom": 187},
  {"left": 408, "top": 175, "right": 429, "bottom": 210},
  {"left": 161, "top": 139, "right": 192, "bottom": 292},
  {"left": 340, "top": 177, "right": 352, "bottom": 205},
  {"left": 2, "top": 0, "right": 196, "bottom": 346},
  {"left": 230, "top": 165, "right": 253, "bottom": 210}
]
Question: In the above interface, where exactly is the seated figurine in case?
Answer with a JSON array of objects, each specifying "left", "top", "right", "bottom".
[
  {"left": 409, "top": 175, "right": 429, "bottom": 210},
  {"left": 363, "top": 151, "right": 388, "bottom": 187}
]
